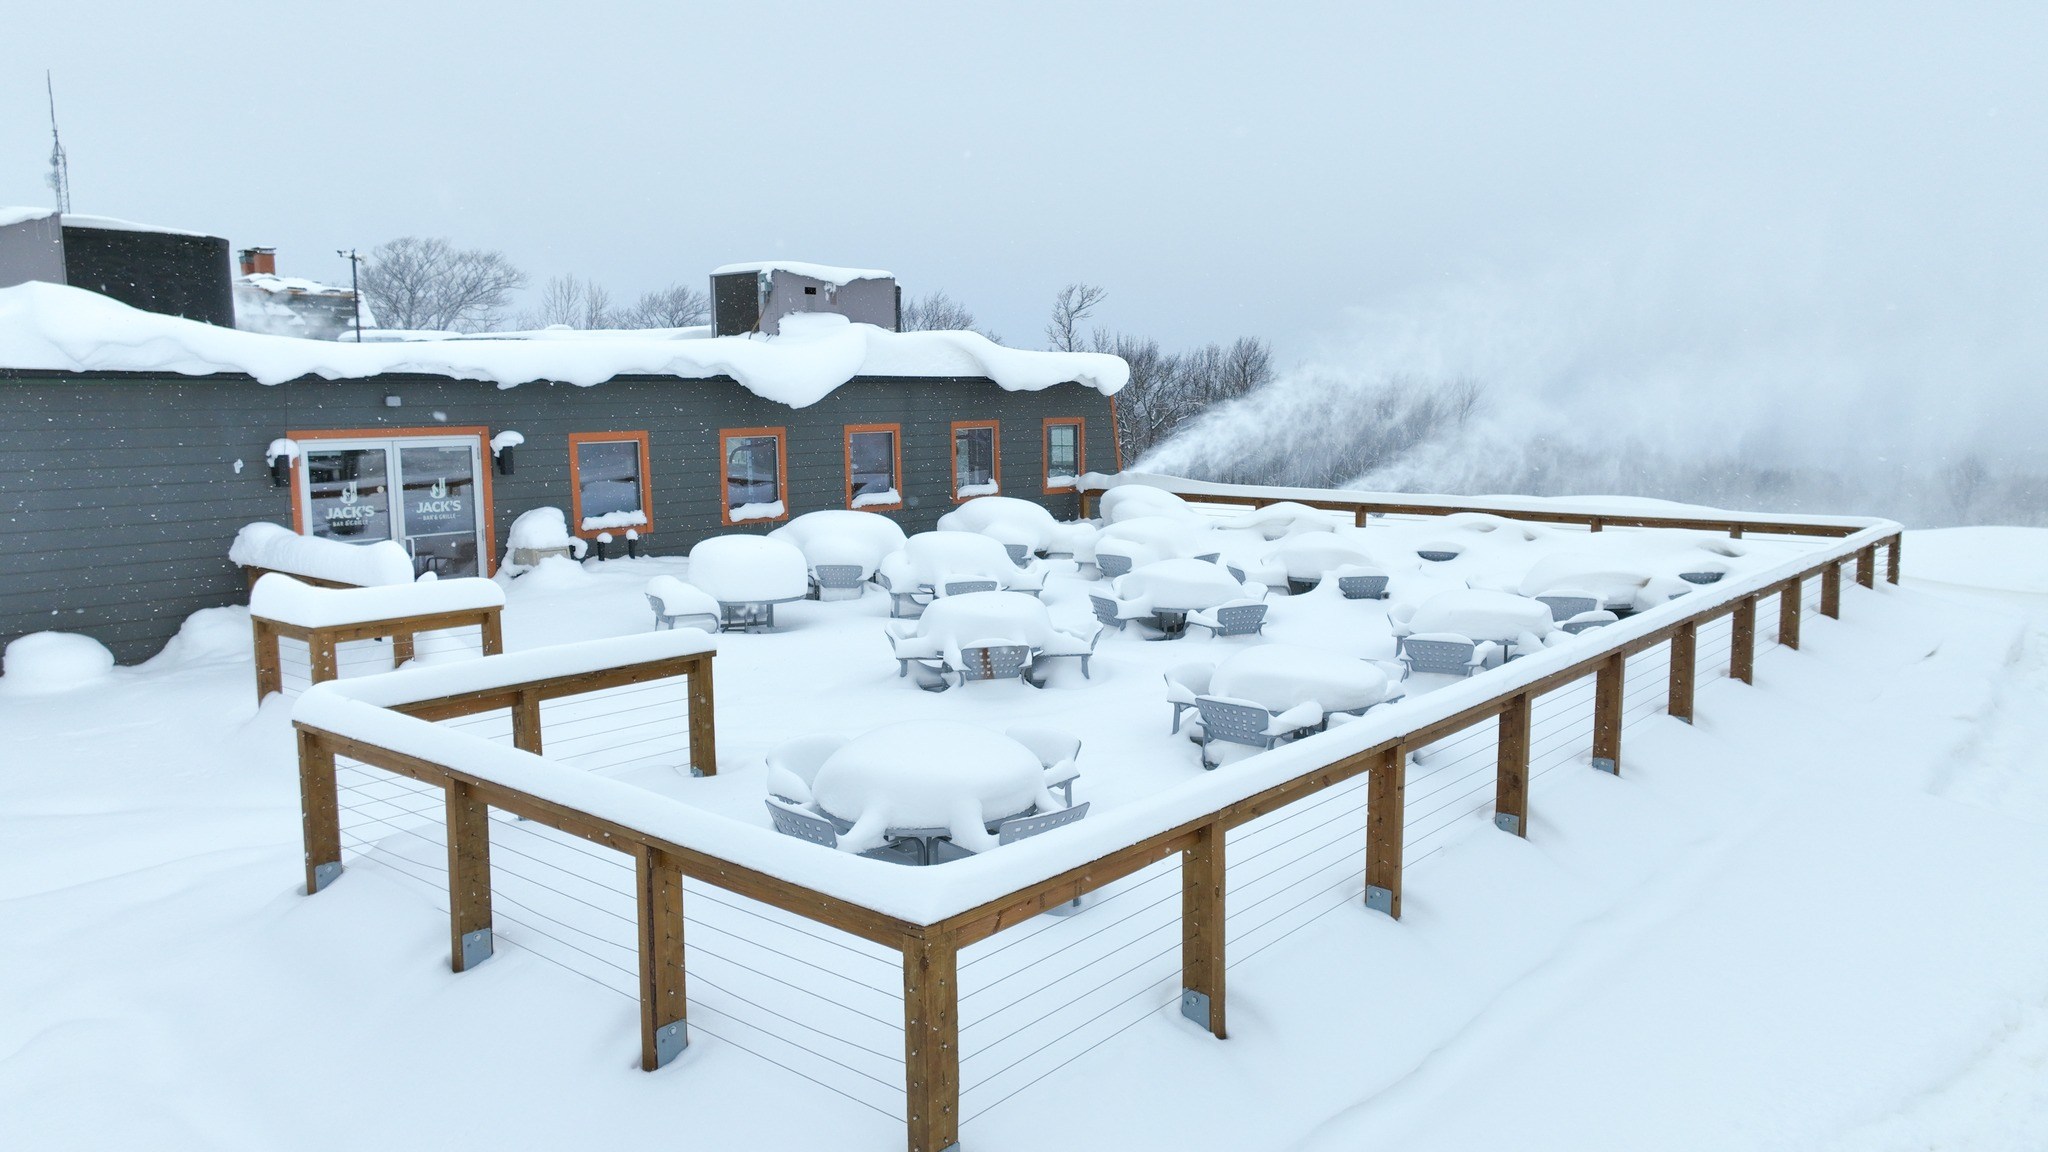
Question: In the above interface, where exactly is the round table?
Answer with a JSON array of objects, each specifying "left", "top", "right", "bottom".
[
  {"left": 1406, "top": 589, "right": 1555, "bottom": 643},
  {"left": 1210, "top": 644, "right": 1392, "bottom": 715},
  {"left": 1116, "top": 558, "right": 1252, "bottom": 638},
  {"left": 811, "top": 721, "right": 1051, "bottom": 856}
]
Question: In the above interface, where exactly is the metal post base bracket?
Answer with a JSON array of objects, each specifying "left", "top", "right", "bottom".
[
  {"left": 460, "top": 927, "right": 494, "bottom": 971},
  {"left": 308, "top": 861, "right": 342, "bottom": 894},
  {"left": 1364, "top": 885, "right": 1395, "bottom": 917},
  {"left": 1180, "top": 989, "right": 1213, "bottom": 1029},
  {"left": 654, "top": 1021, "right": 688, "bottom": 1068},
  {"left": 1494, "top": 812, "right": 1522, "bottom": 836},
  {"left": 1591, "top": 756, "right": 1618, "bottom": 775}
]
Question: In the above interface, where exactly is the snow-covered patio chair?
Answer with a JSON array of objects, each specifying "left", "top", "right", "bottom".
[
  {"left": 875, "top": 571, "right": 929, "bottom": 619},
  {"left": 1006, "top": 726, "right": 1082, "bottom": 806},
  {"left": 1336, "top": 570, "right": 1390, "bottom": 600},
  {"left": 1535, "top": 592, "right": 1600, "bottom": 622},
  {"left": 941, "top": 577, "right": 999, "bottom": 597},
  {"left": 996, "top": 801, "right": 1091, "bottom": 844},
  {"left": 809, "top": 564, "right": 867, "bottom": 602},
  {"left": 764, "top": 798, "right": 921, "bottom": 864},
  {"left": 1560, "top": 609, "right": 1619, "bottom": 635},
  {"left": 1096, "top": 553, "right": 1134, "bottom": 580},
  {"left": 1090, "top": 593, "right": 1143, "bottom": 633},
  {"left": 1003, "top": 543, "right": 1031, "bottom": 567},
  {"left": 1031, "top": 627, "right": 1100, "bottom": 681},
  {"left": 955, "top": 640, "right": 1036, "bottom": 688},
  {"left": 1192, "top": 695, "right": 1324, "bottom": 769},
  {"left": 1399, "top": 633, "right": 1496, "bottom": 678},
  {"left": 645, "top": 576, "right": 721, "bottom": 633},
  {"left": 1163, "top": 662, "right": 1215, "bottom": 734},
  {"left": 764, "top": 734, "right": 848, "bottom": 806},
  {"left": 1186, "top": 600, "right": 1268, "bottom": 639}
]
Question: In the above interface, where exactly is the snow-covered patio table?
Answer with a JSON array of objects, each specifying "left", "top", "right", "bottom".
[
  {"left": 909, "top": 591, "right": 1066, "bottom": 669},
  {"left": 1209, "top": 644, "right": 1394, "bottom": 719},
  {"left": 1405, "top": 589, "right": 1556, "bottom": 647},
  {"left": 810, "top": 721, "right": 1058, "bottom": 858},
  {"left": 1114, "top": 557, "right": 1257, "bottom": 637},
  {"left": 686, "top": 535, "right": 810, "bottom": 631}
]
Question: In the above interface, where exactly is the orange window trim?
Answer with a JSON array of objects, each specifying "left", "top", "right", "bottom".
[
  {"left": 286, "top": 425, "right": 499, "bottom": 577},
  {"left": 567, "top": 431, "right": 655, "bottom": 539},
  {"left": 842, "top": 422, "right": 904, "bottom": 512},
  {"left": 1042, "top": 416, "right": 1085, "bottom": 492},
  {"left": 948, "top": 419, "right": 1000, "bottom": 504},
  {"left": 718, "top": 425, "right": 791, "bottom": 527}
]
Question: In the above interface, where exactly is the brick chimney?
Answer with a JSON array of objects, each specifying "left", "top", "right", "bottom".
[{"left": 238, "top": 247, "right": 276, "bottom": 276}]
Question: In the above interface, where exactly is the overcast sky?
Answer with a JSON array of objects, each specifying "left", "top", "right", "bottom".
[{"left": 5, "top": 1, "right": 2045, "bottom": 440}]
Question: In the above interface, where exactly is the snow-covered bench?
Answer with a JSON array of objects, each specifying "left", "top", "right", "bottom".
[
  {"left": 230, "top": 522, "right": 416, "bottom": 592},
  {"left": 250, "top": 573, "right": 506, "bottom": 700}
]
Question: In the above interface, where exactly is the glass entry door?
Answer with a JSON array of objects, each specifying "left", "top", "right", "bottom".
[{"left": 301, "top": 435, "right": 486, "bottom": 578}]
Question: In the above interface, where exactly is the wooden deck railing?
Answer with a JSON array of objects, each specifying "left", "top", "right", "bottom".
[
  {"left": 252, "top": 601, "right": 505, "bottom": 701},
  {"left": 289, "top": 505, "right": 1903, "bottom": 1152}
]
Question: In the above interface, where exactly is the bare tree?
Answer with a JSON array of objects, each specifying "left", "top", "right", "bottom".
[
  {"left": 1046, "top": 282, "right": 1107, "bottom": 351},
  {"left": 900, "top": 290, "right": 978, "bottom": 333},
  {"left": 357, "top": 237, "right": 526, "bottom": 332},
  {"left": 618, "top": 283, "right": 710, "bottom": 329},
  {"left": 523, "top": 274, "right": 617, "bottom": 329}
]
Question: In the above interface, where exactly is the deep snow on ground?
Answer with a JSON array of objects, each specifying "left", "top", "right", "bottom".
[{"left": 2, "top": 525, "right": 2045, "bottom": 1150}]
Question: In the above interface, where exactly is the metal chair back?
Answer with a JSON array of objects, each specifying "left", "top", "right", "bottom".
[
  {"left": 1195, "top": 696, "right": 1278, "bottom": 752},
  {"left": 1089, "top": 594, "right": 1127, "bottom": 631},
  {"left": 1337, "top": 574, "right": 1389, "bottom": 600},
  {"left": 942, "top": 578, "right": 999, "bottom": 597},
  {"left": 997, "top": 802, "right": 1091, "bottom": 845},
  {"left": 811, "top": 564, "right": 866, "bottom": 601},
  {"left": 1402, "top": 637, "right": 1480, "bottom": 676},
  {"left": 1096, "top": 553, "right": 1133, "bottom": 579},
  {"left": 764, "top": 800, "right": 838, "bottom": 847},
  {"left": 1003, "top": 543, "right": 1031, "bottom": 566},
  {"left": 1210, "top": 603, "right": 1268, "bottom": 636},
  {"left": 1535, "top": 594, "right": 1598, "bottom": 622},
  {"left": 958, "top": 643, "right": 1033, "bottom": 684}
]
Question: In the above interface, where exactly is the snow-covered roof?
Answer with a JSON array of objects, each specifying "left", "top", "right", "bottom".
[
  {"left": 0, "top": 206, "right": 215, "bottom": 238},
  {"left": 0, "top": 281, "right": 1129, "bottom": 402},
  {"left": 239, "top": 273, "right": 351, "bottom": 298},
  {"left": 710, "top": 261, "right": 894, "bottom": 286}
]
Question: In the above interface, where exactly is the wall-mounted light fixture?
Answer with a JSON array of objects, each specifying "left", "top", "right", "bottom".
[
  {"left": 491, "top": 430, "right": 523, "bottom": 476},
  {"left": 265, "top": 437, "right": 299, "bottom": 488}
]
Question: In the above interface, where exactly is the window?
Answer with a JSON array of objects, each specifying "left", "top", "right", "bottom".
[
  {"left": 950, "top": 421, "right": 999, "bottom": 501},
  {"left": 720, "top": 426, "right": 789, "bottom": 524},
  {"left": 291, "top": 426, "right": 497, "bottom": 577},
  {"left": 1043, "top": 418, "right": 1084, "bottom": 492},
  {"left": 844, "top": 423, "right": 902, "bottom": 510},
  {"left": 568, "top": 432, "right": 653, "bottom": 537}
]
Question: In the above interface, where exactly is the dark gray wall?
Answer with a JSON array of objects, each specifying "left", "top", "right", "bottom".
[
  {"left": 59, "top": 226, "right": 235, "bottom": 327},
  {"left": 0, "top": 371, "right": 1116, "bottom": 662},
  {"left": 0, "top": 214, "right": 67, "bottom": 289}
]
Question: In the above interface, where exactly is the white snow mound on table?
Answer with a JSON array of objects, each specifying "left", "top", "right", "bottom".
[
  {"left": 686, "top": 536, "right": 809, "bottom": 602},
  {"left": 0, "top": 282, "right": 1129, "bottom": 405}
]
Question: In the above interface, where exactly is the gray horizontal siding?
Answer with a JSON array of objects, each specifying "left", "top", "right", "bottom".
[{"left": 0, "top": 370, "right": 1115, "bottom": 661}]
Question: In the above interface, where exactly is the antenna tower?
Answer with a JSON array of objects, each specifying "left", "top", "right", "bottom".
[{"left": 46, "top": 72, "right": 72, "bottom": 214}]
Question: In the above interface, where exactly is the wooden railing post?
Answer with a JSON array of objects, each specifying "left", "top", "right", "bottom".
[
  {"left": 1856, "top": 544, "right": 1877, "bottom": 589},
  {"left": 480, "top": 607, "right": 506, "bottom": 656},
  {"left": 297, "top": 728, "right": 343, "bottom": 894},
  {"left": 445, "top": 779, "right": 494, "bottom": 972},
  {"left": 254, "top": 618, "right": 283, "bottom": 702},
  {"left": 1778, "top": 579, "right": 1802, "bottom": 651},
  {"left": 1180, "top": 819, "right": 1227, "bottom": 1038},
  {"left": 636, "top": 846, "right": 688, "bottom": 1070},
  {"left": 1822, "top": 562, "right": 1842, "bottom": 619},
  {"left": 1353, "top": 506, "right": 1368, "bottom": 528},
  {"left": 1365, "top": 744, "right": 1406, "bottom": 918},
  {"left": 1589, "top": 517, "right": 1604, "bottom": 533},
  {"left": 511, "top": 689, "right": 543, "bottom": 754},
  {"left": 1592, "top": 654, "right": 1624, "bottom": 774},
  {"left": 391, "top": 630, "right": 416, "bottom": 668},
  {"left": 903, "top": 928, "right": 961, "bottom": 1152},
  {"left": 687, "top": 655, "right": 718, "bottom": 777},
  {"left": 1887, "top": 535, "right": 1902, "bottom": 584},
  {"left": 1495, "top": 694, "right": 1531, "bottom": 836},
  {"left": 1731, "top": 596, "right": 1757, "bottom": 684},
  {"left": 1668, "top": 621, "right": 1697, "bottom": 723},
  {"left": 310, "top": 635, "right": 338, "bottom": 686}
]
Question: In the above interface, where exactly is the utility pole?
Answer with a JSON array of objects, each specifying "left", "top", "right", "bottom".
[
  {"left": 336, "top": 248, "right": 363, "bottom": 341},
  {"left": 45, "top": 72, "right": 72, "bottom": 214}
]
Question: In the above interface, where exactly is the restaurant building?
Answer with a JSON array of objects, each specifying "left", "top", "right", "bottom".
[{"left": 0, "top": 262, "right": 1126, "bottom": 662}]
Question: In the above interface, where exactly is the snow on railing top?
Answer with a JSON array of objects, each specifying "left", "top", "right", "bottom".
[
  {"left": 230, "top": 522, "right": 415, "bottom": 587},
  {"left": 292, "top": 523, "right": 1897, "bottom": 928},
  {"left": 0, "top": 282, "right": 1129, "bottom": 404},
  {"left": 251, "top": 573, "right": 504, "bottom": 629},
  {"left": 1084, "top": 471, "right": 1898, "bottom": 534},
  {"left": 306, "top": 630, "right": 714, "bottom": 710}
]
